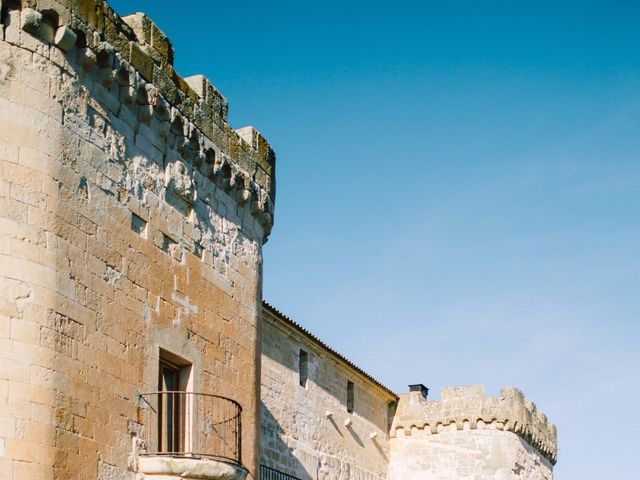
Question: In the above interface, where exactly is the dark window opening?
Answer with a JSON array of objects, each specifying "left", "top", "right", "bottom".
[
  {"left": 347, "top": 380, "right": 354, "bottom": 413},
  {"left": 131, "top": 213, "right": 147, "bottom": 236},
  {"left": 206, "top": 148, "right": 216, "bottom": 165},
  {"left": 299, "top": 349, "right": 308, "bottom": 388},
  {"left": 158, "top": 359, "right": 183, "bottom": 453},
  {"left": 161, "top": 233, "right": 176, "bottom": 254}
]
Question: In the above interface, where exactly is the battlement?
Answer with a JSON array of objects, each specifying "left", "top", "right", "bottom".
[
  {"left": 391, "top": 384, "right": 557, "bottom": 465},
  {"left": 0, "top": 0, "right": 275, "bottom": 237}
]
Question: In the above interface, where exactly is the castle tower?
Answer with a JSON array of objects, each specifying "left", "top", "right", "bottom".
[
  {"left": 388, "top": 385, "right": 557, "bottom": 480},
  {"left": 0, "top": 2, "right": 274, "bottom": 479}
]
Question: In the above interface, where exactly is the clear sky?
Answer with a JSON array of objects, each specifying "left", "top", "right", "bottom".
[{"left": 110, "top": 1, "right": 640, "bottom": 477}]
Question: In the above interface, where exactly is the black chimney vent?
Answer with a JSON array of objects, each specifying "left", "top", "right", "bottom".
[{"left": 409, "top": 383, "right": 429, "bottom": 399}]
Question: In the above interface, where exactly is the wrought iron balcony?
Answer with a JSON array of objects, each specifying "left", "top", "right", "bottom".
[
  {"left": 139, "top": 391, "right": 242, "bottom": 465},
  {"left": 260, "top": 465, "right": 302, "bottom": 480}
]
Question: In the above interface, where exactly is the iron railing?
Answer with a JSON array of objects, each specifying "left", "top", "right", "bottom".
[
  {"left": 260, "top": 465, "right": 302, "bottom": 480},
  {"left": 138, "top": 391, "right": 242, "bottom": 465}
]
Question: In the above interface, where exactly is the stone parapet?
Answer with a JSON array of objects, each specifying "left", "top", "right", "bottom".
[
  {"left": 0, "top": 0, "right": 275, "bottom": 238},
  {"left": 391, "top": 384, "right": 557, "bottom": 465}
]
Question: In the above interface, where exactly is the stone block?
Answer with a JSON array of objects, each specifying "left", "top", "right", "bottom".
[
  {"left": 101, "top": 16, "right": 127, "bottom": 57},
  {"left": 95, "top": 41, "right": 114, "bottom": 68},
  {"left": 20, "top": 8, "right": 42, "bottom": 35},
  {"left": 207, "top": 85, "right": 229, "bottom": 121},
  {"left": 54, "top": 25, "right": 77, "bottom": 52},
  {"left": 78, "top": 47, "right": 96, "bottom": 71},
  {"left": 128, "top": 41, "right": 153, "bottom": 82},
  {"left": 39, "top": 21, "right": 55, "bottom": 43},
  {"left": 122, "top": 12, "right": 173, "bottom": 66},
  {"left": 152, "top": 64, "right": 178, "bottom": 104},
  {"left": 121, "top": 13, "right": 150, "bottom": 44},
  {"left": 70, "top": 0, "right": 103, "bottom": 30},
  {"left": 184, "top": 74, "right": 206, "bottom": 99},
  {"left": 149, "top": 21, "right": 173, "bottom": 65},
  {"left": 37, "top": 0, "right": 72, "bottom": 25}
]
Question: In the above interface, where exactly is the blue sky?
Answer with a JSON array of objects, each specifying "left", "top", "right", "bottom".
[{"left": 111, "top": 2, "right": 640, "bottom": 477}]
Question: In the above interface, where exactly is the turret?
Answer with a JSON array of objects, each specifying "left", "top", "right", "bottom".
[{"left": 388, "top": 384, "right": 557, "bottom": 479}]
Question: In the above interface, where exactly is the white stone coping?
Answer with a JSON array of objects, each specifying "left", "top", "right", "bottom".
[{"left": 138, "top": 455, "right": 248, "bottom": 480}]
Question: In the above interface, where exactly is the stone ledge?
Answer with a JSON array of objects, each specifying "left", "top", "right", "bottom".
[{"left": 138, "top": 455, "right": 248, "bottom": 480}]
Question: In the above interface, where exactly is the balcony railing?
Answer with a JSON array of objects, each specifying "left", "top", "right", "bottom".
[
  {"left": 138, "top": 391, "right": 242, "bottom": 465},
  {"left": 260, "top": 465, "right": 302, "bottom": 480}
]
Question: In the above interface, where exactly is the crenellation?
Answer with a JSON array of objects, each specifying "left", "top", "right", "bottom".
[
  {"left": 391, "top": 384, "right": 557, "bottom": 467},
  {"left": 121, "top": 13, "right": 173, "bottom": 67},
  {"left": 3, "top": 1, "right": 275, "bottom": 221}
]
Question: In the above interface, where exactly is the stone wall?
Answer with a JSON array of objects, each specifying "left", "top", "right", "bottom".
[
  {"left": 0, "top": 2, "right": 274, "bottom": 479},
  {"left": 260, "top": 304, "right": 397, "bottom": 480},
  {"left": 388, "top": 385, "right": 556, "bottom": 480}
]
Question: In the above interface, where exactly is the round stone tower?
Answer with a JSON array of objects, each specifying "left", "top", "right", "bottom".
[{"left": 388, "top": 385, "right": 557, "bottom": 480}]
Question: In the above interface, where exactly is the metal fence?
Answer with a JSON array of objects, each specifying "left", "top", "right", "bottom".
[
  {"left": 138, "top": 391, "right": 242, "bottom": 464},
  {"left": 260, "top": 464, "right": 303, "bottom": 480}
]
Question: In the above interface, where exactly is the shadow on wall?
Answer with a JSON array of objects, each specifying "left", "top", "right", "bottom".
[
  {"left": 261, "top": 314, "right": 391, "bottom": 432},
  {"left": 371, "top": 437, "right": 387, "bottom": 463},
  {"left": 261, "top": 403, "right": 314, "bottom": 480},
  {"left": 345, "top": 422, "right": 363, "bottom": 448},
  {"left": 261, "top": 403, "right": 387, "bottom": 480}
]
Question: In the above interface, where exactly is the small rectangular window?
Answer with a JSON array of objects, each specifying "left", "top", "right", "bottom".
[
  {"left": 161, "top": 233, "right": 176, "bottom": 254},
  {"left": 299, "top": 349, "right": 308, "bottom": 388},
  {"left": 131, "top": 213, "right": 147, "bottom": 236},
  {"left": 347, "top": 380, "right": 354, "bottom": 413}
]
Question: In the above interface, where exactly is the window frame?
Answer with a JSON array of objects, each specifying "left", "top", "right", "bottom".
[
  {"left": 347, "top": 380, "right": 354, "bottom": 414},
  {"left": 158, "top": 359, "right": 184, "bottom": 453},
  {"left": 157, "top": 350, "right": 193, "bottom": 455},
  {"left": 299, "top": 349, "right": 308, "bottom": 388}
]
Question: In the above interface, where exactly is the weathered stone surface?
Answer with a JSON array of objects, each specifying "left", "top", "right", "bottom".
[
  {"left": 388, "top": 385, "right": 556, "bottom": 479},
  {"left": 122, "top": 12, "right": 173, "bottom": 66},
  {"left": 0, "top": 1, "right": 275, "bottom": 479},
  {"left": 261, "top": 305, "right": 397, "bottom": 480},
  {"left": 184, "top": 74, "right": 207, "bottom": 99},
  {"left": 38, "top": 21, "right": 55, "bottom": 43},
  {"left": 129, "top": 41, "right": 153, "bottom": 82},
  {"left": 20, "top": 8, "right": 42, "bottom": 34},
  {"left": 164, "top": 159, "right": 194, "bottom": 204},
  {"left": 138, "top": 456, "right": 248, "bottom": 480},
  {"left": 53, "top": 25, "right": 76, "bottom": 52}
]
